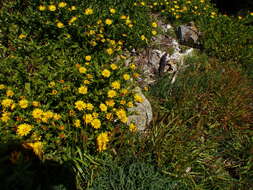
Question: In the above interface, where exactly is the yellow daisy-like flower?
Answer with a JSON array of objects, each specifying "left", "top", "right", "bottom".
[
  {"left": 140, "top": 35, "right": 146, "bottom": 41},
  {"left": 134, "top": 94, "right": 144, "bottom": 103},
  {"left": 121, "top": 89, "right": 128, "bottom": 95},
  {"left": 116, "top": 109, "right": 128, "bottom": 123},
  {"left": 83, "top": 114, "right": 93, "bottom": 124},
  {"left": 106, "top": 99, "right": 115, "bottom": 107},
  {"left": 58, "top": 2, "right": 67, "bottom": 8},
  {"left": 152, "top": 30, "right": 157, "bottom": 35},
  {"left": 78, "top": 86, "right": 88, "bottom": 94},
  {"left": 85, "top": 55, "right": 91, "bottom": 61},
  {"left": 129, "top": 123, "right": 137, "bottom": 132},
  {"left": 123, "top": 74, "right": 130, "bottom": 80},
  {"left": 86, "top": 103, "right": 94, "bottom": 111},
  {"left": 84, "top": 8, "right": 93, "bottom": 15},
  {"left": 71, "top": 6, "right": 76, "bottom": 10},
  {"left": 102, "top": 69, "right": 111, "bottom": 78},
  {"left": 97, "top": 132, "right": 109, "bottom": 152},
  {"left": 0, "top": 84, "right": 5, "bottom": 89},
  {"left": 107, "top": 90, "right": 117, "bottom": 98},
  {"left": 74, "top": 119, "right": 81, "bottom": 128},
  {"left": 110, "top": 64, "right": 118, "bottom": 70},
  {"left": 6, "top": 90, "right": 14, "bottom": 97},
  {"left": 92, "top": 112, "right": 99, "bottom": 118},
  {"left": 109, "top": 8, "right": 116, "bottom": 14},
  {"left": 1, "top": 112, "right": 10, "bottom": 122},
  {"left": 56, "top": 22, "right": 64, "bottom": 28},
  {"left": 19, "top": 99, "right": 29, "bottom": 109},
  {"left": 105, "top": 19, "right": 113, "bottom": 25},
  {"left": 99, "top": 103, "right": 107, "bottom": 112},
  {"left": 111, "top": 81, "right": 120, "bottom": 89},
  {"left": 68, "top": 16, "right": 77, "bottom": 25},
  {"left": 79, "top": 67, "right": 87, "bottom": 74},
  {"left": 38, "top": 5, "right": 46, "bottom": 11},
  {"left": 17, "top": 124, "right": 33, "bottom": 137},
  {"left": 91, "top": 118, "right": 101, "bottom": 129},
  {"left": 120, "top": 15, "right": 127, "bottom": 19},
  {"left": 25, "top": 141, "right": 43, "bottom": 158},
  {"left": 48, "top": 5, "right": 56, "bottom": 11},
  {"left": 106, "top": 48, "right": 114, "bottom": 55},
  {"left": 127, "top": 101, "right": 134, "bottom": 108},
  {"left": 53, "top": 113, "right": 61, "bottom": 120},
  {"left": 106, "top": 113, "right": 113, "bottom": 120},
  {"left": 2, "top": 99, "right": 14, "bottom": 108},
  {"left": 75, "top": 100, "right": 86, "bottom": 111}
]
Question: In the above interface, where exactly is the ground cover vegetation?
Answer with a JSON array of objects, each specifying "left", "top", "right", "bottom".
[{"left": 0, "top": 0, "right": 252, "bottom": 189}]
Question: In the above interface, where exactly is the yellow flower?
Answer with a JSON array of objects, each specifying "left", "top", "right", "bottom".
[
  {"left": 109, "top": 8, "right": 116, "bottom": 14},
  {"left": 123, "top": 74, "right": 130, "bottom": 80},
  {"left": 97, "top": 132, "right": 109, "bottom": 152},
  {"left": 48, "top": 5, "right": 56, "bottom": 11},
  {"left": 84, "top": 8, "right": 93, "bottom": 15},
  {"left": 106, "top": 48, "right": 114, "bottom": 55},
  {"left": 83, "top": 114, "right": 93, "bottom": 124},
  {"left": 134, "top": 94, "right": 143, "bottom": 103},
  {"left": 26, "top": 141, "right": 43, "bottom": 158},
  {"left": 91, "top": 118, "right": 101, "bottom": 129},
  {"left": 102, "top": 69, "right": 111, "bottom": 78},
  {"left": 6, "top": 90, "right": 14, "bottom": 97},
  {"left": 74, "top": 119, "right": 81, "bottom": 128},
  {"left": 2, "top": 99, "right": 14, "bottom": 108},
  {"left": 130, "top": 64, "right": 136, "bottom": 69},
  {"left": 152, "top": 30, "right": 157, "bottom": 35},
  {"left": 75, "top": 101, "right": 86, "bottom": 111},
  {"left": 120, "top": 15, "right": 127, "bottom": 19},
  {"left": 0, "top": 84, "right": 5, "bottom": 89},
  {"left": 116, "top": 109, "right": 128, "bottom": 123},
  {"left": 108, "top": 90, "right": 117, "bottom": 98},
  {"left": 83, "top": 80, "right": 90, "bottom": 85},
  {"left": 68, "top": 16, "right": 77, "bottom": 24},
  {"left": 71, "top": 6, "right": 76, "bottom": 10},
  {"left": 1, "top": 112, "right": 10, "bottom": 122},
  {"left": 48, "top": 81, "right": 55, "bottom": 88},
  {"left": 250, "top": 12, "right": 253, "bottom": 16},
  {"left": 92, "top": 112, "right": 99, "bottom": 118},
  {"left": 106, "top": 113, "right": 113, "bottom": 120},
  {"left": 78, "top": 86, "right": 88, "bottom": 94},
  {"left": 43, "top": 111, "right": 54, "bottom": 119},
  {"left": 105, "top": 19, "right": 113, "bottom": 25},
  {"left": 32, "top": 101, "right": 40, "bottom": 107},
  {"left": 110, "top": 64, "right": 118, "bottom": 70},
  {"left": 17, "top": 124, "right": 33, "bottom": 137},
  {"left": 127, "top": 101, "right": 134, "bottom": 108},
  {"left": 129, "top": 123, "right": 137, "bottom": 132},
  {"left": 120, "top": 100, "right": 126, "bottom": 105},
  {"left": 85, "top": 55, "right": 91, "bottom": 61},
  {"left": 86, "top": 103, "right": 94, "bottom": 111},
  {"left": 19, "top": 99, "right": 29, "bottom": 109},
  {"left": 79, "top": 67, "right": 87, "bottom": 74},
  {"left": 152, "top": 22, "right": 158, "bottom": 28},
  {"left": 99, "top": 103, "right": 107, "bottom": 112},
  {"left": 38, "top": 5, "right": 46, "bottom": 11},
  {"left": 121, "top": 89, "right": 128, "bottom": 95},
  {"left": 141, "top": 35, "right": 146, "bottom": 41},
  {"left": 58, "top": 2, "right": 67, "bottom": 8},
  {"left": 106, "top": 99, "right": 115, "bottom": 107},
  {"left": 56, "top": 22, "right": 64, "bottom": 28},
  {"left": 53, "top": 113, "right": 61, "bottom": 120},
  {"left": 111, "top": 81, "right": 120, "bottom": 89}
]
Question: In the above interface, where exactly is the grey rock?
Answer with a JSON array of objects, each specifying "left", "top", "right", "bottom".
[
  {"left": 177, "top": 22, "right": 200, "bottom": 45},
  {"left": 127, "top": 87, "right": 152, "bottom": 131}
]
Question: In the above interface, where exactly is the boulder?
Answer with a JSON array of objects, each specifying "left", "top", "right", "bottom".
[{"left": 177, "top": 22, "right": 200, "bottom": 46}]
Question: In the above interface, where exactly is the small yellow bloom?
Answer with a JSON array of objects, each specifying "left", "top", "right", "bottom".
[
  {"left": 2, "top": 99, "right": 14, "bottom": 108},
  {"left": 38, "top": 5, "right": 46, "bottom": 11},
  {"left": 109, "top": 8, "right": 116, "bottom": 14},
  {"left": 106, "top": 99, "right": 115, "bottom": 107},
  {"left": 74, "top": 119, "right": 81, "bottom": 128},
  {"left": 111, "top": 81, "right": 120, "bottom": 89},
  {"left": 6, "top": 90, "right": 14, "bottom": 97},
  {"left": 120, "top": 100, "right": 126, "bottom": 105},
  {"left": 105, "top": 19, "right": 113, "bottom": 25},
  {"left": 152, "top": 22, "right": 158, "bottom": 28},
  {"left": 58, "top": 2, "right": 67, "bottom": 8},
  {"left": 17, "top": 124, "right": 33, "bottom": 137},
  {"left": 129, "top": 123, "right": 137, "bottom": 132},
  {"left": 1, "top": 112, "right": 10, "bottom": 122},
  {"left": 0, "top": 84, "right": 5, "bottom": 89},
  {"left": 85, "top": 55, "right": 91, "bottom": 61},
  {"left": 26, "top": 141, "right": 43, "bottom": 158},
  {"left": 78, "top": 86, "right": 88, "bottom": 94},
  {"left": 107, "top": 90, "right": 117, "bottom": 98},
  {"left": 140, "top": 35, "right": 146, "bottom": 41},
  {"left": 127, "top": 101, "right": 134, "bottom": 108},
  {"left": 48, "top": 81, "right": 55, "bottom": 88},
  {"left": 102, "top": 69, "right": 111, "bottom": 78},
  {"left": 71, "top": 6, "right": 76, "bottom": 10},
  {"left": 48, "top": 5, "right": 56, "bottom": 11},
  {"left": 53, "top": 113, "right": 61, "bottom": 120},
  {"left": 75, "top": 101, "right": 86, "bottom": 111},
  {"left": 84, "top": 8, "right": 93, "bottom": 15},
  {"left": 68, "top": 16, "right": 77, "bottom": 24},
  {"left": 91, "top": 118, "right": 101, "bottom": 129},
  {"left": 51, "top": 90, "right": 58, "bottom": 95},
  {"left": 152, "top": 30, "right": 157, "bottom": 35},
  {"left": 86, "top": 103, "right": 94, "bottom": 111},
  {"left": 110, "top": 64, "right": 118, "bottom": 70},
  {"left": 106, "top": 48, "right": 114, "bottom": 55},
  {"left": 250, "top": 12, "right": 253, "bottom": 16},
  {"left": 100, "top": 103, "right": 107, "bottom": 112},
  {"left": 83, "top": 114, "right": 93, "bottom": 124},
  {"left": 56, "top": 22, "right": 64, "bottom": 28},
  {"left": 120, "top": 15, "right": 127, "bottom": 19},
  {"left": 97, "top": 132, "right": 109, "bottom": 152},
  {"left": 83, "top": 80, "right": 90, "bottom": 85},
  {"left": 121, "top": 89, "right": 128, "bottom": 95},
  {"left": 19, "top": 99, "right": 29, "bottom": 109},
  {"left": 123, "top": 74, "right": 130, "bottom": 80},
  {"left": 79, "top": 67, "right": 87, "bottom": 74},
  {"left": 32, "top": 101, "right": 40, "bottom": 107},
  {"left": 106, "top": 113, "right": 113, "bottom": 120},
  {"left": 134, "top": 94, "right": 143, "bottom": 103}
]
